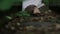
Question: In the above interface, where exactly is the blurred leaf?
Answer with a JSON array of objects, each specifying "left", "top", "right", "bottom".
[
  {"left": 6, "top": 16, "right": 12, "bottom": 20},
  {"left": 15, "top": 11, "right": 30, "bottom": 17}
]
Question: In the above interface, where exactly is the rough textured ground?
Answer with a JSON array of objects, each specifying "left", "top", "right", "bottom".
[{"left": 1, "top": 6, "right": 60, "bottom": 34}]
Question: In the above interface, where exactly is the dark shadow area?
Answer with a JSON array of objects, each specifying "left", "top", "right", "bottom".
[
  {"left": 49, "top": 6, "right": 60, "bottom": 15},
  {"left": 0, "top": 2, "right": 22, "bottom": 16}
]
